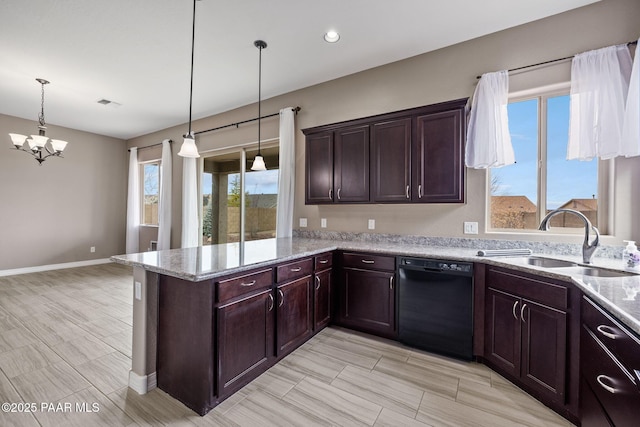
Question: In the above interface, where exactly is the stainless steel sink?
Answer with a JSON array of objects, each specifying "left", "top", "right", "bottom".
[
  {"left": 525, "top": 256, "right": 577, "bottom": 268},
  {"left": 562, "top": 266, "right": 636, "bottom": 278}
]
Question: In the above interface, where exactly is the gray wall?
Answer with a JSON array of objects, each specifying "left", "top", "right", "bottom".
[
  {"left": 0, "top": 113, "right": 127, "bottom": 270},
  {"left": 128, "top": 0, "right": 640, "bottom": 247}
]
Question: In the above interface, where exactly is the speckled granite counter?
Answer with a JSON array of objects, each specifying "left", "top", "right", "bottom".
[{"left": 111, "top": 237, "right": 640, "bottom": 335}]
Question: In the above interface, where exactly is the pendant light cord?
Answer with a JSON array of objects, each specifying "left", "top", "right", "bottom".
[
  {"left": 257, "top": 42, "right": 262, "bottom": 155},
  {"left": 187, "top": 0, "right": 196, "bottom": 136},
  {"left": 38, "top": 81, "right": 46, "bottom": 127}
]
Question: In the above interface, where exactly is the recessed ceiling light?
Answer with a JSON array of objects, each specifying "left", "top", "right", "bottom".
[{"left": 324, "top": 30, "right": 340, "bottom": 43}]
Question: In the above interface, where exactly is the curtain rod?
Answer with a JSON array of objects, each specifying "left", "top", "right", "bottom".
[
  {"left": 476, "top": 40, "right": 638, "bottom": 79},
  {"left": 194, "top": 106, "right": 301, "bottom": 136},
  {"left": 128, "top": 139, "right": 172, "bottom": 152}
]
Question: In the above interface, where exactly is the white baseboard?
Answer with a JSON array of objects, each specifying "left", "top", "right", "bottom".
[
  {"left": 0, "top": 258, "right": 113, "bottom": 277},
  {"left": 128, "top": 370, "right": 157, "bottom": 395}
]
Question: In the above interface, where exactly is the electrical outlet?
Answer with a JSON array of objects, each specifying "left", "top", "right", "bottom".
[
  {"left": 90, "top": 246, "right": 96, "bottom": 253},
  {"left": 368, "top": 219, "right": 375, "bottom": 230},
  {"left": 299, "top": 218, "right": 308, "bottom": 228},
  {"left": 134, "top": 281, "right": 142, "bottom": 300},
  {"left": 464, "top": 222, "right": 479, "bottom": 234},
  {"left": 321, "top": 218, "right": 327, "bottom": 228}
]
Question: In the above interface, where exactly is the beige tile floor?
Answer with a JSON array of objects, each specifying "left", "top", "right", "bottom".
[{"left": 0, "top": 263, "right": 575, "bottom": 426}]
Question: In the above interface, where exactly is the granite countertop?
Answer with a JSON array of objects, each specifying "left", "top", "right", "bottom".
[{"left": 110, "top": 237, "right": 640, "bottom": 336}]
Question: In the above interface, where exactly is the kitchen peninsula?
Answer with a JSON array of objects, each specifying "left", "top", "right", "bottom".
[{"left": 112, "top": 236, "right": 640, "bottom": 423}]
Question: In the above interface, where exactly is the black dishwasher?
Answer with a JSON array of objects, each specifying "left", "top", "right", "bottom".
[{"left": 397, "top": 257, "right": 473, "bottom": 360}]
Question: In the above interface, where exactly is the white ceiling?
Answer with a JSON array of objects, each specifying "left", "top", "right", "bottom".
[{"left": 0, "top": 0, "right": 598, "bottom": 140}]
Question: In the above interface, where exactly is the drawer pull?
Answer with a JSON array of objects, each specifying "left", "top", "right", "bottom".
[
  {"left": 406, "top": 185, "right": 410, "bottom": 199},
  {"left": 315, "top": 275, "right": 321, "bottom": 290},
  {"left": 418, "top": 184, "right": 422, "bottom": 199},
  {"left": 318, "top": 259, "right": 329, "bottom": 264},
  {"left": 240, "top": 280, "right": 256, "bottom": 287},
  {"left": 329, "top": 188, "right": 333, "bottom": 200},
  {"left": 597, "top": 325, "right": 618, "bottom": 340},
  {"left": 290, "top": 267, "right": 302, "bottom": 272},
  {"left": 512, "top": 300, "right": 519, "bottom": 320},
  {"left": 596, "top": 375, "right": 618, "bottom": 394},
  {"left": 337, "top": 188, "right": 341, "bottom": 200},
  {"left": 361, "top": 259, "right": 375, "bottom": 264},
  {"left": 268, "top": 294, "right": 274, "bottom": 312},
  {"left": 389, "top": 275, "right": 394, "bottom": 290},
  {"left": 520, "top": 303, "right": 527, "bottom": 323}
]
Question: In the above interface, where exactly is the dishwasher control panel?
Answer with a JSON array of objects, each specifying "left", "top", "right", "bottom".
[{"left": 399, "top": 257, "right": 473, "bottom": 275}]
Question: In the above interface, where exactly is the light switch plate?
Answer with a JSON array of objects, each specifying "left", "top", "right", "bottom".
[
  {"left": 321, "top": 218, "right": 327, "bottom": 228},
  {"left": 464, "top": 221, "right": 479, "bottom": 234},
  {"left": 134, "top": 281, "right": 142, "bottom": 300},
  {"left": 299, "top": 218, "right": 307, "bottom": 227},
  {"left": 368, "top": 219, "right": 375, "bottom": 230}
]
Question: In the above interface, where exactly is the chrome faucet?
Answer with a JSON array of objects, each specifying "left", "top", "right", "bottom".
[{"left": 538, "top": 208, "right": 600, "bottom": 264}]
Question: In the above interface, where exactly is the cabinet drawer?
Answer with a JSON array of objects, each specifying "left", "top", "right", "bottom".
[
  {"left": 342, "top": 252, "right": 395, "bottom": 272},
  {"left": 314, "top": 252, "right": 333, "bottom": 270},
  {"left": 582, "top": 296, "right": 640, "bottom": 377},
  {"left": 217, "top": 268, "right": 273, "bottom": 303},
  {"left": 485, "top": 267, "right": 568, "bottom": 310},
  {"left": 581, "top": 325, "right": 640, "bottom": 427},
  {"left": 276, "top": 258, "right": 313, "bottom": 283}
]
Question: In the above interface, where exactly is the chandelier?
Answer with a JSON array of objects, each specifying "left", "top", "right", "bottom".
[{"left": 8, "top": 78, "right": 68, "bottom": 165}]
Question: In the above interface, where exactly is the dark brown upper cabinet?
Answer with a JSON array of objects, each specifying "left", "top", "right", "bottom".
[{"left": 303, "top": 98, "right": 468, "bottom": 205}]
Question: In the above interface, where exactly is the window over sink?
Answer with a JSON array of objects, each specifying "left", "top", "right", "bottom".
[{"left": 488, "top": 91, "right": 610, "bottom": 233}]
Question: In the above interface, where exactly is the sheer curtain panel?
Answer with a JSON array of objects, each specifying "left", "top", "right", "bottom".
[
  {"left": 157, "top": 139, "right": 172, "bottom": 250},
  {"left": 181, "top": 157, "right": 199, "bottom": 248},
  {"left": 276, "top": 108, "right": 295, "bottom": 238},
  {"left": 126, "top": 147, "right": 140, "bottom": 254},
  {"left": 568, "top": 44, "right": 632, "bottom": 160},
  {"left": 465, "top": 70, "right": 515, "bottom": 169},
  {"left": 621, "top": 39, "right": 640, "bottom": 158}
]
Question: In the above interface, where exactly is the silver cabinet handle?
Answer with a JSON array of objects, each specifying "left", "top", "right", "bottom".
[
  {"left": 290, "top": 267, "right": 302, "bottom": 272},
  {"left": 596, "top": 375, "right": 618, "bottom": 394},
  {"left": 405, "top": 185, "right": 410, "bottom": 199},
  {"left": 418, "top": 184, "right": 422, "bottom": 199},
  {"left": 597, "top": 325, "right": 618, "bottom": 340},
  {"left": 520, "top": 303, "right": 527, "bottom": 323},
  {"left": 389, "top": 275, "right": 394, "bottom": 290},
  {"left": 240, "top": 280, "right": 256, "bottom": 287},
  {"left": 268, "top": 293, "right": 274, "bottom": 312},
  {"left": 278, "top": 289, "right": 284, "bottom": 307},
  {"left": 512, "top": 301, "right": 519, "bottom": 320},
  {"left": 337, "top": 188, "right": 341, "bottom": 200},
  {"left": 318, "top": 259, "right": 329, "bottom": 264},
  {"left": 315, "top": 275, "right": 321, "bottom": 290},
  {"left": 361, "top": 259, "right": 375, "bottom": 264},
  {"left": 329, "top": 188, "right": 333, "bottom": 199}
]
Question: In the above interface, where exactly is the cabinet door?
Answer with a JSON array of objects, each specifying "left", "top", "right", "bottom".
[
  {"left": 276, "top": 276, "right": 313, "bottom": 357},
  {"left": 217, "top": 289, "right": 274, "bottom": 397},
  {"left": 484, "top": 287, "right": 521, "bottom": 378},
  {"left": 371, "top": 118, "right": 411, "bottom": 202},
  {"left": 520, "top": 298, "right": 567, "bottom": 402},
  {"left": 314, "top": 268, "right": 332, "bottom": 331},
  {"left": 305, "top": 132, "right": 334, "bottom": 204},
  {"left": 339, "top": 268, "right": 395, "bottom": 338},
  {"left": 334, "top": 125, "right": 370, "bottom": 202},
  {"left": 413, "top": 108, "right": 464, "bottom": 203}
]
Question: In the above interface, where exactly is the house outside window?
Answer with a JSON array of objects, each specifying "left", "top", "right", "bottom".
[
  {"left": 489, "top": 92, "right": 607, "bottom": 233},
  {"left": 141, "top": 161, "right": 160, "bottom": 225}
]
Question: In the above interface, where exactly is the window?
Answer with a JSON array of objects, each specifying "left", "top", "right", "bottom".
[
  {"left": 141, "top": 162, "right": 160, "bottom": 225},
  {"left": 489, "top": 92, "right": 605, "bottom": 232},
  {"left": 201, "top": 146, "right": 279, "bottom": 245}
]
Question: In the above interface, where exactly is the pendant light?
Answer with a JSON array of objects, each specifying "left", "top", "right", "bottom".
[
  {"left": 177, "top": 0, "right": 200, "bottom": 158},
  {"left": 250, "top": 40, "right": 267, "bottom": 171}
]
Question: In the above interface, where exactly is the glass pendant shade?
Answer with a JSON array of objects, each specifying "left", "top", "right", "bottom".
[
  {"left": 178, "top": 133, "right": 200, "bottom": 158},
  {"left": 50, "top": 139, "right": 68, "bottom": 152},
  {"left": 8, "top": 133, "right": 27, "bottom": 148},
  {"left": 29, "top": 134, "right": 48, "bottom": 148},
  {"left": 250, "top": 154, "right": 266, "bottom": 171}
]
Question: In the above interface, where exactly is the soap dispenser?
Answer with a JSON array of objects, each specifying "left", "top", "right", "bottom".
[{"left": 623, "top": 240, "right": 638, "bottom": 268}]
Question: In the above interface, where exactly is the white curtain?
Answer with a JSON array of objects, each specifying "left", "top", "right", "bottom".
[
  {"left": 568, "top": 44, "right": 632, "bottom": 160},
  {"left": 465, "top": 70, "right": 515, "bottom": 169},
  {"left": 125, "top": 147, "right": 140, "bottom": 254},
  {"left": 181, "top": 157, "right": 199, "bottom": 248},
  {"left": 276, "top": 108, "right": 295, "bottom": 238},
  {"left": 621, "top": 40, "right": 640, "bottom": 158},
  {"left": 157, "top": 139, "right": 172, "bottom": 250}
]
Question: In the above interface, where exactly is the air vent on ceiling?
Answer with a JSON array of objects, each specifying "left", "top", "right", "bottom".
[{"left": 97, "top": 99, "right": 122, "bottom": 108}]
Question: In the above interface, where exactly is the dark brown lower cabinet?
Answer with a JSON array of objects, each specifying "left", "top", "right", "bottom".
[
  {"left": 314, "top": 268, "right": 332, "bottom": 331},
  {"left": 276, "top": 276, "right": 313, "bottom": 357},
  {"left": 338, "top": 267, "right": 395, "bottom": 338},
  {"left": 580, "top": 378, "right": 613, "bottom": 427},
  {"left": 217, "top": 289, "right": 274, "bottom": 398}
]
